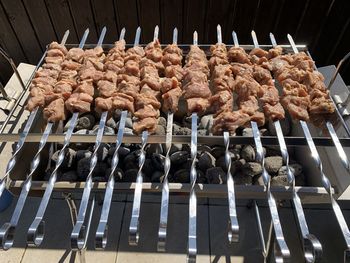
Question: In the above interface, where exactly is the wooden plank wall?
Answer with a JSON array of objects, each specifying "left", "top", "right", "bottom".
[{"left": 0, "top": 0, "right": 349, "bottom": 84}]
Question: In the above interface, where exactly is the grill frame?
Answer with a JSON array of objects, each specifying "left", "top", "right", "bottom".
[{"left": 1, "top": 42, "right": 348, "bottom": 204}]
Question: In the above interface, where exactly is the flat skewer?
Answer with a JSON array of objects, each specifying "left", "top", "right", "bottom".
[
  {"left": 216, "top": 25, "right": 239, "bottom": 244},
  {"left": 0, "top": 30, "right": 70, "bottom": 199},
  {"left": 70, "top": 27, "right": 108, "bottom": 251},
  {"left": 128, "top": 26, "right": 153, "bottom": 246},
  {"left": 157, "top": 27, "right": 177, "bottom": 252},
  {"left": 286, "top": 33, "right": 350, "bottom": 261},
  {"left": 95, "top": 28, "right": 127, "bottom": 250},
  {"left": 0, "top": 30, "right": 75, "bottom": 250},
  {"left": 233, "top": 30, "right": 290, "bottom": 261},
  {"left": 186, "top": 30, "right": 199, "bottom": 263},
  {"left": 261, "top": 31, "right": 322, "bottom": 262}
]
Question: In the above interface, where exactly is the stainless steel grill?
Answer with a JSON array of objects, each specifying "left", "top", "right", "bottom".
[{"left": 0, "top": 24, "right": 350, "bottom": 263}]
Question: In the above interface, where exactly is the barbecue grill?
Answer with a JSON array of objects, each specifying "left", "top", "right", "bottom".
[{"left": 0, "top": 24, "right": 350, "bottom": 263}]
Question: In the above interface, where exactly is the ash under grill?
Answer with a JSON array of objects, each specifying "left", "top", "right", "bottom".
[{"left": 1, "top": 25, "right": 350, "bottom": 262}]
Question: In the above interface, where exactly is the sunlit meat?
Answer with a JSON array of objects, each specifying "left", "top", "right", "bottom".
[
  {"left": 65, "top": 92, "right": 93, "bottom": 113},
  {"left": 43, "top": 98, "right": 66, "bottom": 122},
  {"left": 228, "top": 47, "right": 251, "bottom": 64}
]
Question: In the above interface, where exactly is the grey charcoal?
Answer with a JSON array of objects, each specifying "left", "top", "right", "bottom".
[
  {"left": 169, "top": 144, "right": 182, "bottom": 155},
  {"left": 173, "top": 169, "right": 190, "bottom": 183},
  {"left": 90, "top": 125, "right": 115, "bottom": 135},
  {"left": 92, "top": 176, "right": 107, "bottom": 182},
  {"left": 106, "top": 117, "right": 118, "bottom": 129},
  {"left": 230, "top": 159, "right": 246, "bottom": 175},
  {"left": 124, "top": 127, "right": 133, "bottom": 135},
  {"left": 151, "top": 170, "right": 164, "bottom": 182},
  {"left": 170, "top": 151, "right": 189, "bottom": 165},
  {"left": 241, "top": 162, "right": 263, "bottom": 177},
  {"left": 51, "top": 148, "right": 76, "bottom": 170},
  {"left": 76, "top": 157, "right": 108, "bottom": 181},
  {"left": 63, "top": 118, "right": 72, "bottom": 132},
  {"left": 97, "top": 143, "right": 109, "bottom": 161},
  {"left": 108, "top": 146, "right": 130, "bottom": 157},
  {"left": 242, "top": 128, "right": 253, "bottom": 137},
  {"left": 241, "top": 145, "right": 256, "bottom": 162},
  {"left": 123, "top": 169, "right": 138, "bottom": 182},
  {"left": 265, "top": 156, "right": 283, "bottom": 174},
  {"left": 158, "top": 117, "right": 167, "bottom": 128},
  {"left": 200, "top": 114, "right": 213, "bottom": 130},
  {"left": 198, "top": 152, "right": 215, "bottom": 172},
  {"left": 205, "top": 167, "right": 227, "bottom": 184},
  {"left": 234, "top": 173, "right": 252, "bottom": 185},
  {"left": 147, "top": 144, "right": 163, "bottom": 155},
  {"left": 215, "top": 156, "right": 226, "bottom": 171},
  {"left": 198, "top": 129, "right": 207, "bottom": 136},
  {"left": 74, "top": 129, "right": 89, "bottom": 134},
  {"left": 125, "top": 117, "right": 133, "bottom": 129},
  {"left": 155, "top": 125, "right": 165, "bottom": 135},
  {"left": 197, "top": 145, "right": 211, "bottom": 154},
  {"left": 278, "top": 163, "right": 303, "bottom": 177},
  {"left": 173, "top": 123, "right": 191, "bottom": 135},
  {"left": 197, "top": 170, "right": 207, "bottom": 184},
  {"left": 271, "top": 175, "right": 289, "bottom": 186},
  {"left": 295, "top": 173, "right": 306, "bottom": 186},
  {"left": 76, "top": 114, "right": 95, "bottom": 130},
  {"left": 113, "top": 109, "right": 131, "bottom": 121},
  {"left": 142, "top": 158, "right": 153, "bottom": 177},
  {"left": 151, "top": 153, "right": 166, "bottom": 170},
  {"left": 211, "top": 146, "right": 225, "bottom": 158},
  {"left": 58, "top": 170, "right": 78, "bottom": 182},
  {"left": 76, "top": 150, "right": 92, "bottom": 162},
  {"left": 183, "top": 115, "right": 198, "bottom": 128}
]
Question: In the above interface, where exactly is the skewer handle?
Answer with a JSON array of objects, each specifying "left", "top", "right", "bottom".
[
  {"left": 223, "top": 132, "right": 239, "bottom": 243},
  {"left": 27, "top": 112, "right": 79, "bottom": 247},
  {"left": 129, "top": 130, "right": 148, "bottom": 245},
  {"left": 71, "top": 111, "right": 108, "bottom": 250},
  {"left": 95, "top": 111, "right": 127, "bottom": 249},
  {"left": 187, "top": 113, "right": 198, "bottom": 263},
  {"left": 251, "top": 121, "right": 290, "bottom": 261},
  {"left": 157, "top": 112, "right": 173, "bottom": 251}
]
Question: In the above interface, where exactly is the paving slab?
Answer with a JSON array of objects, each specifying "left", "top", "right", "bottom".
[
  {"left": 116, "top": 202, "right": 210, "bottom": 263},
  {"left": 208, "top": 204, "right": 305, "bottom": 263},
  {"left": 18, "top": 197, "right": 124, "bottom": 263}
]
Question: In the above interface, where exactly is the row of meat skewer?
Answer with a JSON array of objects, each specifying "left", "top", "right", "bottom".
[
  {"left": 8, "top": 26, "right": 349, "bottom": 263},
  {"left": 25, "top": 32, "right": 336, "bottom": 135}
]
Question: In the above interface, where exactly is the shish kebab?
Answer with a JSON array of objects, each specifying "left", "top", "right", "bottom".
[
  {"left": 0, "top": 31, "right": 70, "bottom": 199},
  {"left": 211, "top": 25, "right": 239, "bottom": 243},
  {"left": 129, "top": 25, "right": 162, "bottom": 245},
  {"left": 0, "top": 29, "right": 84, "bottom": 250},
  {"left": 157, "top": 27, "right": 180, "bottom": 251},
  {"left": 26, "top": 28, "right": 100, "bottom": 247},
  {"left": 229, "top": 31, "right": 291, "bottom": 261},
  {"left": 69, "top": 27, "right": 129, "bottom": 251},
  {"left": 272, "top": 34, "right": 350, "bottom": 261},
  {"left": 185, "top": 31, "right": 212, "bottom": 263},
  {"left": 95, "top": 28, "right": 128, "bottom": 250},
  {"left": 251, "top": 31, "right": 322, "bottom": 262},
  {"left": 286, "top": 35, "right": 350, "bottom": 174}
]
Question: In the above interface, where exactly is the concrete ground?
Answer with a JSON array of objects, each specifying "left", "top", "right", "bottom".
[
  {"left": 0, "top": 64, "right": 349, "bottom": 262},
  {"left": 0, "top": 195, "right": 349, "bottom": 263}
]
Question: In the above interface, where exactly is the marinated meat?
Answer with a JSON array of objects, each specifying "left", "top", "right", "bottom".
[{"left": 43, "top": 98, "right": 66, "bottom": 122}]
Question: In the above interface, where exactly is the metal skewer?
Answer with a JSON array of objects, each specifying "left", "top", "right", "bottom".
[
  {"left": 186, "top": 30, "right": 199, "bottom": 263},
  {"left": 217, "top": 25, "right": 239, "bottom": 244},
  {"left": 128, "top": 26, "right": 149, "bottom": 246},
  {"left": 287, "top": 34, "right": 350, "bottom": 174},
  {"left": 258, "top": 31, "right": 322, "bottom": 262},
  {"left": 95, "top": 28, "right": 127, "bottom": 250},
  {"left": 0, "top": 30, "right": 70, "bottom": 198},
  {"left": 26, "top": 29, "right": 92, "bottom": 247},
  {"left": 0, "top": 30, "right": 72, "bottom": 250},
  {"left": 232, "top": 30, "right": 289, "bottom": 262},
  {"left": 286, "top": 34, "right": 350, "bottom": 262},
  {"left": 157, "top": 27, "right": 177, "bottom": 252},
  {"left": 70, "top": 27, "right": 108, "bottom": 250}
]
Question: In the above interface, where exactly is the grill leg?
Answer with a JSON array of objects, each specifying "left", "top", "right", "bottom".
[{"left": 63, "top": 193, "right": 86, "bottom": 263}]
